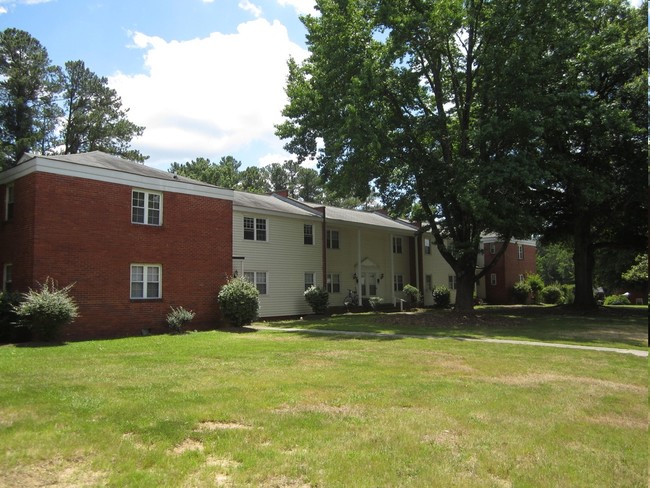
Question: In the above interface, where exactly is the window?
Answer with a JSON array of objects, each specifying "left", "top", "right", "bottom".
[
  {"left": 132, "top": 190, "right": 162, "bottom": 226},
  {"left": 304, "top": 224, "right": 314, "bottom": 245},
  {"left": 304, "top": 272, "right": 315, "bottom": 291},
  {"left": 448, "top": 275, "right": 457, "bottom": 290},
  {"left": 489, "top": 242, "right": 496, "bottom": 254},
  {"left": 326, "top": 229, "right": 340, "bottom": 249},
  {"left": 517, "top": 244, "right": 524, "bottom": 260},
  {"left": 393, "top": 274, "right": 404, "bottom": 292},
  {"left": 326, "top": 273, "right": 340, "bottom": 293},
  {"left": 424, "top": 238, "right": 431, "bottom": 255},
  {"left": 2, "top": 264, "right": 12, "bottom": 292},
  {"left": 393, "top": 237, "right": 403, "bottom": 254},
  {"left": 519, "top": 274, "right": 525, "bottom": 282},
  {"left": 244, "top": 271, "right": 267, "bottom": 294},
  {"left": 4, "top": 184, "right": 14, "bottom": 221},
  {"left": 244, "top": 217, "right": 267, "bottom": 241},
  {"left": 131, "top": 264, "right": 161, "bottom": 299},
  {"left": 425, "top": 274, "right": 432, "bottom": 291},
  {"left": 490, "top": 273, "right": 497, "bottom": 286}
]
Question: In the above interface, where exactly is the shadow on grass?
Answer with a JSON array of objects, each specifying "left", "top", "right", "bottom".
[{"left": 259, "top": 306, "right": 648, "bottom": 349}]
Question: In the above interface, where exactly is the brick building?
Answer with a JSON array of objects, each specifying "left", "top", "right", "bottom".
[
  {"left": 477, "top": 236, "right": 537, "bottom": 304},
  {"left": 0, "top": 152, "right": 233, "bottom": 340}
]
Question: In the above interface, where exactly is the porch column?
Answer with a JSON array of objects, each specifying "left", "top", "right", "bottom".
[
  {"left": 357, "top": 229, "right": 362, "bottom": 305},
  {"left": 390, "top": 233, "right": 395, "bottom": 305}
]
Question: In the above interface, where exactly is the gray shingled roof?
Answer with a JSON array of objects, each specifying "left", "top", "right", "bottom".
[
  {"left": 299, "top": 201, "right": 416, "bottom": 233},
  {"left": 234, "top": 191, "right": 322, "bottom": 218},
  {"left": 19, "top": 151, "right": 221, "bottom": 188}
]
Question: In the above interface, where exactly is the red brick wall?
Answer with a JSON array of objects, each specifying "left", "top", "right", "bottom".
[
  {"left": 484, "top": 242, "right": 537, "bottom": 304},
  {"left": 2, "top": 172, "right": 232, "bottom": 340}
]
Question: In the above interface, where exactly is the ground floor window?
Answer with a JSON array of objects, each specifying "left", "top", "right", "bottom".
[
  {"left": 304, "top": 272, "right": 315, "bottom": 291},
  {"left": 448, "top": 275, "right": 457, "bottom": 290},
  {"left": 2, "top": 263, "right": 12, "bottom": 292},
  {"left": 393, "top": 274, "right": 404, "bottom": 292},
  {"left": 131, "top": 264, "right": 161, "bottom": 299},
  {"left": 326, "top": 273, "right": 340, "bottom": 293},
  {"left": 425, "top": 274, "right": 432, "bottom": 291},
  {"left": 244, "top": 271, "right": 267, "bottom": 295},
  {"left": 490, "top": 273, "right": 497, "bottom": 286}
]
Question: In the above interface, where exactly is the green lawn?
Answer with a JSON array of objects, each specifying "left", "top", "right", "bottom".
[{"left": 0, "top": 310, "right": 647, "bottom": 487}]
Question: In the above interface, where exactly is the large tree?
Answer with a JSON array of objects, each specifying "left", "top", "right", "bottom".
[
  {"left": 277, "top": 0, "right": 555, "bottom": 310},
  {"left": 0, "top": 28, "right": 60, "bottom": 168},
  {"left": 60, "top": 60, "right": 146, "bottom": 162},
  {"left": 536, "top": 0, "right": 647, "bottom": 308}
]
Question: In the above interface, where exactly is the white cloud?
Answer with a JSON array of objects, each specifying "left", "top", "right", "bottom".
[
  {"left": 0, "top": 6, "right": 7, "bottom": 13},
  {"left": 277, "top": 0, "right": 317, "bottom": 16},
  {"left": 239, "top": 0, "right": 262, "bottom": 18},
  {"left": 110, "top": 19, "right": 308, "bottom": 169}
]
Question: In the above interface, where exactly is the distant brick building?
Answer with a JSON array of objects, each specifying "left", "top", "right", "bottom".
[
  {"left": 477, "top": 236, "right": 537, "bottom": 304},
  {"left": 0, "top": 152, "right": 233, "bottom": 340}
]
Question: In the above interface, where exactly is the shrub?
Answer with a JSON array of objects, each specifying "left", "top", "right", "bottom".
[
  {"left": 14, "top": 278, "right": 79, "bottom": 341},
  {"left": 512, "top": 281, "right": 532, "bottom": 304},
  {"left": 166, "top": 306, "right": 196, "bottom": 333},
  {"left": 561, "top": 284, "right": 575, "bottom": 305},
  {"left": 540, "top": 284, "right": 564, "bottom": 305},
  {"left": 217, "top": 276, "right": 259, "bottom": 326},
  {"left": 603, "top": 294, "right": 631, "bottom": 306},
  {"left": 525, "top": 273, "right": 545, "bottom": 303},
  {"left": 368, "top": 296, "right": 383, "bottom": 311},
  {"left": 403, "top": 284, "right": 421, "bottom": 305},
  {"left": 0, "top": 291, "right": 24, "bottom": 343},
  {"left": 304, "top": 286, "right": 329, "bottom": 315},
  {"left": 432, "top": 285, "right": 451, "bottom": 309}
]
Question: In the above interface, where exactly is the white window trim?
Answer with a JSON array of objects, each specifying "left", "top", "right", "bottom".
[
  {"left": 517, "top": 244, "right": 524, "bottom": 260},
  {"left": 327, "top": 273, "right": 341, "bottom": 293},
  {"left": 489, "top": 242, "right": 496, "bottom": 254},
  {"left": 393, "top": 236, "right": 403, "bottom": 254},
  {"left": 424, "top": 238, "right": 431, "bottom": 255},
  {"left": 448, "top": 275, "right": 457, "bottom": 290},
  {"left": 4, "top": 183, "right": 14, "bottom": 221},
  {"left": 304, "top": 224, "right": 314, "bottom": 245},
  {"left": 425, "top": 274, "right": 432, "bottom": 291},
  {"left": 2, "top": 263, "right": 12, "bottom": 292},
  {"left": 132, "top": 189, "right": 163, "bottom": 226},
  {"left": 326, "top": 229, "right": 340, "bottom": 249},
  {"left": 490, "top": 273, "right": 497, "bottom": 286},
  {"left": 304, "top": 272, "right": 315, "bottom": 290},
  {"left": 244, "top": 270, "right": 268, "bottom": 295},
  {"left": 393, "top": 274, "right": 404, "bottom": 292},
  {"left": 243, "top": 217, "right": 268, "bottom": 242},
  {"left": 130, "top": 264, "right": 162, "bottom": 299}
]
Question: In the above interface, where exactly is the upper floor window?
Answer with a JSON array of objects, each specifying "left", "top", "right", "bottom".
[
  {"left": 424, "top": 238, "right": 431, "bottom": 255},
  {"left": 425, "top": 274, "right": 432, "bottom": 291},
  {"left": 244, "top": 271, "right": 267, "bottom": 294},
  {"left": 393, "top": 237, "right": 403, "bottom": 254},
  {"left": 304, "top": 272, "right": 315, "bottom": 291},
  {"left": 131, "top": 264, "right": 161, "bottom": 299},
  {"left": 489, "top": 242, "right": 496, "bottom": 254},
  {"left": 326, "top": 229, "right": 340, "bottom": 249},
  {"left": 132, "top": 190, "right": 162, "bottom": 226},
  {"left": 244, "top": 217, "right": 267, "bottom": 241},
  {"left": 2, "top": 263, "right": 12, "bottom": 292},
  {"left": 4, "top": 184, "right": 14, "bottom": 221},
  {"left": 490, "top": 273, "right": 497, "bottom": 286},
  {"left": 304, "top": 224, "right": 314, "bottom": 245},
  {"left": 517, "top": 244, "right": 524, "bottom": 260}
]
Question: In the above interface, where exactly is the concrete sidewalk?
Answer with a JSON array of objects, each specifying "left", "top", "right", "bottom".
[{"left": 252, "top": 325, "right": 648, "bottom": 357}]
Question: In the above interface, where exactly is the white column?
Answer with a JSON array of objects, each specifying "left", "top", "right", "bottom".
[
  {"left": 390, "top": 234, "right": 395, "bottom": 306},
  {"left": 357, "top": 229, "right": 362, "bottom": 305}
]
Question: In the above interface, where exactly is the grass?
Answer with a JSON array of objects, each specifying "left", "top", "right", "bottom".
[{"left": 0, "top": 308, "right": 647, "bottom": 487}]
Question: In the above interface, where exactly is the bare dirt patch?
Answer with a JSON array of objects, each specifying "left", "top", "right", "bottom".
[
  {"left": 171, "top": 438, "right": 204, "bottom": 455},
  {"left": 273, "top": 402, "right": 360, "bottom": 417},
  {"left": 261, "top": 475, "right": 312, "bottom": 488},
  {"left": 1, "top": 456, "right": 107, "bottom": 488},
  {"left": 195, "top": 421, "right": 252, "bottom": 431}
]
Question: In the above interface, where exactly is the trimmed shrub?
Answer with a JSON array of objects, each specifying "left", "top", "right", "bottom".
[
  {"left": 432, "top": 285, "right": 451, "bottom": 309},
  {"left": 604, "top": 294, "right": 631, "bottom": 306},
  {"left": 525, "top": 273, "right": 545, "bottom": 303},
  {"left": 512, "top": 281, "right": 532, "bottom": 304},
  {"left": 304, "top": 286, "right": 329, "bottom": 315},
  {"left": 540, "top": 284, "right": 563, "bottom": 305},
  {"left": 403, "top": 284, "right": 421, "bottom": 305},
  {"left": 14, "top": 278, "right": 79, "bottom": 341},
  {"left": 368, "top": 296, "right": 383, "bottom": 311},
  {"left": 166, "top": 306, "right": 196, "bottom": 333},
  {"left": 217, "top": 276, "right": 259, "bottom": 326}
]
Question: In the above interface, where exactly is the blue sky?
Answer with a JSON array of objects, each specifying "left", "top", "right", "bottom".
[{"left": 0, "top": 0, "right": 315, "bottom": 170}]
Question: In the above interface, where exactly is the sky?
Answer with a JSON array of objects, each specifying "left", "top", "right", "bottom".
[{"left": 0, "top": 0, "right": 317, "bottom": 171}]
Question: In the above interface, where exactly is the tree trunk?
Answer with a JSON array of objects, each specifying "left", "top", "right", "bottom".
[
  {"left": 454, "top": 267, "right": 476, "bottom": 312},
  {"left": 573, "top": 215, "right": 597, "bottom": 309}
]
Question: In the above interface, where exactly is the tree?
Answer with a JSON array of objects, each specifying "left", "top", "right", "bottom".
[
  {"left": 0, "top": 28, "right": 60, "bottom": 168},
  {"left": 536, "top": 242, "right": 575, "bottom": 285},
  {"left": 277, "top": 0, "right": 552, "bottom": 310},
  {"left": 238, "top": 166, "right": 269, "bottom": 193},
  {"left": 170, "top": 157, "right": 220, "bottom": 185},
  {"left": 60, "top": 60, "right": 146, "bottom": 162},
  {"left": 621, "top": 254, "right": 648, "bottom": 289},
  {"left": 536, "top": 1, "right": 647, "bottom": 308}
]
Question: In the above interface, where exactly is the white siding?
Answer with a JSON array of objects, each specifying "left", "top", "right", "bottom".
[
  {"left": 420, "top": 234, "right": 456, "bottom": 306},
  {"left": 233, "top": 210, "right": 322, "bottom": 317}
]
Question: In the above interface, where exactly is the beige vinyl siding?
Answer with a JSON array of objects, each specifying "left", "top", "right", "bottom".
[
  {"left": 233, "top": 210, "right": 322, "bottom": 317},
  {"left": 326, "top": 225, "right": 413, "bottom": 305},
  {"left": 420, "top": 234, "right": 456, "bottom": 306}
]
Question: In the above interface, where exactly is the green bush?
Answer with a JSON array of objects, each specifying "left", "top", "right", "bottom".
[
  {"left": 368, "top": 296, "right": 383, "bottom": 311},
  {"left": 432, "top": 285, "right": 451, "bottom": 309},
  {"left": 304, "top": 286, "right": 329, "bottom": 315},
  {"left": 0, "top": 291, "right": 25, "bottom": 343},
  {"left": 403, "top": 284, "right": 421, "bottom": 305},
  {"left": 603, "top": 294, "right": 631, "bottom": 306},
  {"left": 512, "top": 281, "right": 532, "bottom": 304},
  {"left": 166, "top": 306, "right": 196, "bottom": 333},
  {"left": 561, "top": 284, "right": 575, "bottom": 305},
  {"left": 14, "top": 278, "right": 79, "bottom": 341},
  {"left": 525, "top": 273, "right": 545, "bottom": 303},
  {"left": 217, "top": 276, "right": 259, "bottom": 326},
  {"left": 540, "top": 285, "right": 564, "bottom": 305}
]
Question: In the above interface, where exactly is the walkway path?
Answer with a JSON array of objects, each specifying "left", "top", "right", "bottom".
[{"left": 252, "top": 325, "right": 648, "bottom": 357}]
